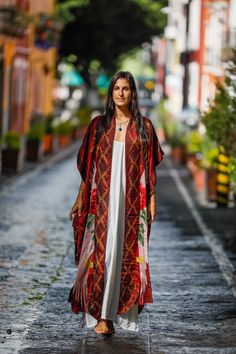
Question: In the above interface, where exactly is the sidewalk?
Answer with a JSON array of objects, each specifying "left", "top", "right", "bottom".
[{"left": 168, "top": 157, "right": 236, "bottom": 272}]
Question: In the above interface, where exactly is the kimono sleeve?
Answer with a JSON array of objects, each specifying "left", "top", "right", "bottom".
[
  {"left": 77, "top": 120, "right": 96, "bottom": 182},
  {"left": 147, "top": 121, "right": 164, "bottom": 197}
]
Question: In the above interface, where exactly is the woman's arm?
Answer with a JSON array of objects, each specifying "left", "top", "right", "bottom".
[
  {"left": 69, "top": 180, "right": 85, "bottom": 220},
  {"left": 149, "top": 190, "right": 157, "bottom": 223}
]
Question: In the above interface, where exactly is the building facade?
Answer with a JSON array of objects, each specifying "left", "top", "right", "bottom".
[
  {"left": 155, "top": 0, "right": 234, "bottom": 125},
  {"left": 0, "top": 0, "right": 57, "bottom": 139}
]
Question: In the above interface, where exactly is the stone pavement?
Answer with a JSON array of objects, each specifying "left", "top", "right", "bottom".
[{"left": 0, "top": 150, "right": 236, "bottom": 354}]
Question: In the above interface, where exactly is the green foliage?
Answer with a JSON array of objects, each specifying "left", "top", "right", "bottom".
[
  {"left": 55, "top": 120, "right": 73, "bottom": 136},
  {"left": 44, "top": 115, "right": 55, "bottom": 135},
  {"left": 76, "top": 106, "right": 93, "bottom": 126},
  {"left": 185, "top": 130, "right": 218, "bottom": 168},
  {"left": 202, "top": 82, "right": 236, "bottom": 154},
  {"left": 134, "top": 0, "right": 167, "bottom": 31},
  {"left": 4, "top": 131, "right": 21, "bottom": 150},
  {"left": 200, "top": 139, "right": 219, "bottom": 169},
  {"left": 56, "top": 0, "right": 89, "bottom": 22},
  {"left": 169, "top": 133, "right": 187, "bottom": 148},
  {"left": 202, "top": 49, "right": 236, "bottom": 190},
  {"left": 27, "top": 115, "right": 45, "bottom": 141},
  {"left": 201, "top": 49, "right": 236, "bottom": 156},
  {"left": 229, "top": 156, "right": 236, "bottom": 192},
  {"left": 156, "top": 100, "right": 178, "bottom": 138},
  {"left": 58, "top": 0, "right": 167, "bottom": 80},
  {"left": 186, "top": 130, "right": 203, "bottom": 154}
]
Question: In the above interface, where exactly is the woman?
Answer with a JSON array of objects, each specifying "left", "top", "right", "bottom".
[{"left": 69, "top": 71, "right": 164, "bottom": 335}]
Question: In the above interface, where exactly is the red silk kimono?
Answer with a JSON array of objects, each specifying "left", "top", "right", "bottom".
[{"left": 69, "top": 114, "right": 164, "bottom": 320}]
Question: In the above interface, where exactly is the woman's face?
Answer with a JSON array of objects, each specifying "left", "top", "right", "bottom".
[{"left": 112, "top": 78, "right": 132, "bottom": 109}]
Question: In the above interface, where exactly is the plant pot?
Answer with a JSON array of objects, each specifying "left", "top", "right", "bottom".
[
  {"left": 205, "top": 168, "right": 217, "bottom": 202},
  {"left": 1, "top": 148, "right": 21, "bottom": 174},
  {"left": 26, "top": 139, "right": 43, "bottom": 162},
  {"left": 71, "top": 127, "right": 78, "bottom": 141},
  {"left": 58, "top": 135, "right": 71, "bottom": 148},
  {"left": 193, "top": 168, "right": 206, "bottom": 192},
  {"left": 171, "top": 145, "right": 186, "bottom": 164},
  {"left": 186, "top": 153, "right": 200, "bottom": 177},
  {"left": 43, "top": 134, "right": 54, "bottom": 155}
]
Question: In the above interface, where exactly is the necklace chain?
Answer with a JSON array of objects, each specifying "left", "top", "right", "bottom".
[{"left": 115, "top": 115, "right": 130, "bottom": 131}]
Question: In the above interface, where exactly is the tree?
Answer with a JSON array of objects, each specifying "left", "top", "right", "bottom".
[
  {"left": 202, "top": 50, "right": 236, "bottom": 156},
  {"left": 202, "top": 49, "right": 236, "bottom": 198},
  {"left": 58, "top": 0, "right": 167, "bottom": 82}
]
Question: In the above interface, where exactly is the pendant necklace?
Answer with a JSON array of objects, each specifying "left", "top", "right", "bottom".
[{"left": 116, "top": 117, "right": 130, "bottom": 131}]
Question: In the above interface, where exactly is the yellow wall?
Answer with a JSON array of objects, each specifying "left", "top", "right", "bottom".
[
  {"left": 29, "top": 0, "right": 55, "bottom": 15},
  {"left": 28, "top": 47, "right": 56, "bottom": 118},
  {"left": 0, "top": 1, "right": 57, "bottom": 136}
]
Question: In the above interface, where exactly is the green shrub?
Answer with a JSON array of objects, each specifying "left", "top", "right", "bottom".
[
  {"left": 201, "top": 50, "right": 236, "bottom": 192},
  {"left": 186, "top": 130, "right": 203, "bottom": 154},
  {"left": 201, "top": 49, "right": 236, "bottom": 157},
  {"left": 4, "top": 131, "right": 21, "bottom": 150},
  {"left": 229, "top": 156, "right": 236, "bottom": 192},
  {"left": 55, "top": 120, "right": 73, "bottom": 136},
  {"left": 169, "top": 132, "right": 186, "bottom": 148},
  {"left": 27, "top": 114, "right": 45, "bottom": 141},
  {"left": 44, "top": 114, "right": 55, "bottom": 135},
  {"left": 201, "top": 146, "right": 219, "bottom": 169},
  {"left": 76, "top": 106, "right": 93, "bottom": 127}
]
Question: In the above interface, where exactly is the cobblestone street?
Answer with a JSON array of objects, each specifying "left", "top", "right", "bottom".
[{"left": 0, "top": 151, "right": 236, "bottom": 354}]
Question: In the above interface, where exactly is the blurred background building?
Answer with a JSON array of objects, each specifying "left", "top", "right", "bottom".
[
  {"left": 155, "top": 0, "right": 236, "bottom": 126},
  {"left": 0, "top": 0, "right": 235, "bottom": 208},
  {"left": 0, "top": 0, "right": 58, "bottom": 137}
]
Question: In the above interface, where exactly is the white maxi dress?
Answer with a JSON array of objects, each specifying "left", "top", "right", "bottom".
[{"left": 85, "top": 140, "right": 139, "bottom": 331}]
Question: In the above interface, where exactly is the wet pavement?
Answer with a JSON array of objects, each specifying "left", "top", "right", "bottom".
[{"left": 0, "top": 151, "right": 236, "bottom": 354}]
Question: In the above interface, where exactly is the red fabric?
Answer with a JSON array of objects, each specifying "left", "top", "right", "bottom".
[{"left": 69, "top": 115, "right": 164, "bottom": 319}]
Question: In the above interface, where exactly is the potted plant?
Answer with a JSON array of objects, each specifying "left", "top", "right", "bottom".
[
  {"left": 170, "top": 133, "right": 187, "bottom": 164},
  {"left": 185, "top": 130, "right": 203, "bottom": 177},
  {"left": 26, "top": 115, "right": 44, "bottom": 162},
  {"left": 76, "top": 106, "right": 92, "bottom": 139},
  {"left": 202, "top": 51, "right": 236, "bottom": 207},
  {"left": 201, "top": 139, "right": 219, "bottom": 202},
  {"left": 43, "top": 114, "right": 55, "bottom": 154},
  {"left": 156, "top": 99, "right": 175, "bottom": 142},
  {"left": 55, "top": 120, "right": 73, "bottom": 147},
  {"left": 1, "top": 131, "right": 22, "bottom": 174}
]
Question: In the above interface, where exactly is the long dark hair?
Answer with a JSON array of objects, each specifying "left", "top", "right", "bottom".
[{"left": 96, "top": 71, "right": 148, "bottom": 142}]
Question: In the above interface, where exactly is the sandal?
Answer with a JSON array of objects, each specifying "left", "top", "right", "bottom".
[{"left": 94, "top": 319, "right": 115, "bottom": 335}]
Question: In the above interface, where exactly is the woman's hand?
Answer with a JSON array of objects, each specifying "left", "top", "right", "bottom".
[
  {"left": 69, "top": 199, "right": 82, "bottom": 221},
  {"left": 69, "top": 181, "right": 85, "bottom": 221},
  {"left": 148, "top": 192, "right": 157, "bottom": 223}
]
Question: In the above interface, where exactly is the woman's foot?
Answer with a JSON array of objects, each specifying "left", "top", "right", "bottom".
[{"left": 94, "top": 319, "right": 115, "bottom": 335}]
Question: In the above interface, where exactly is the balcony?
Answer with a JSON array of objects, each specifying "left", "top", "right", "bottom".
[{"left": 0, "top": 6, "right": 31, "bottom": 37}]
